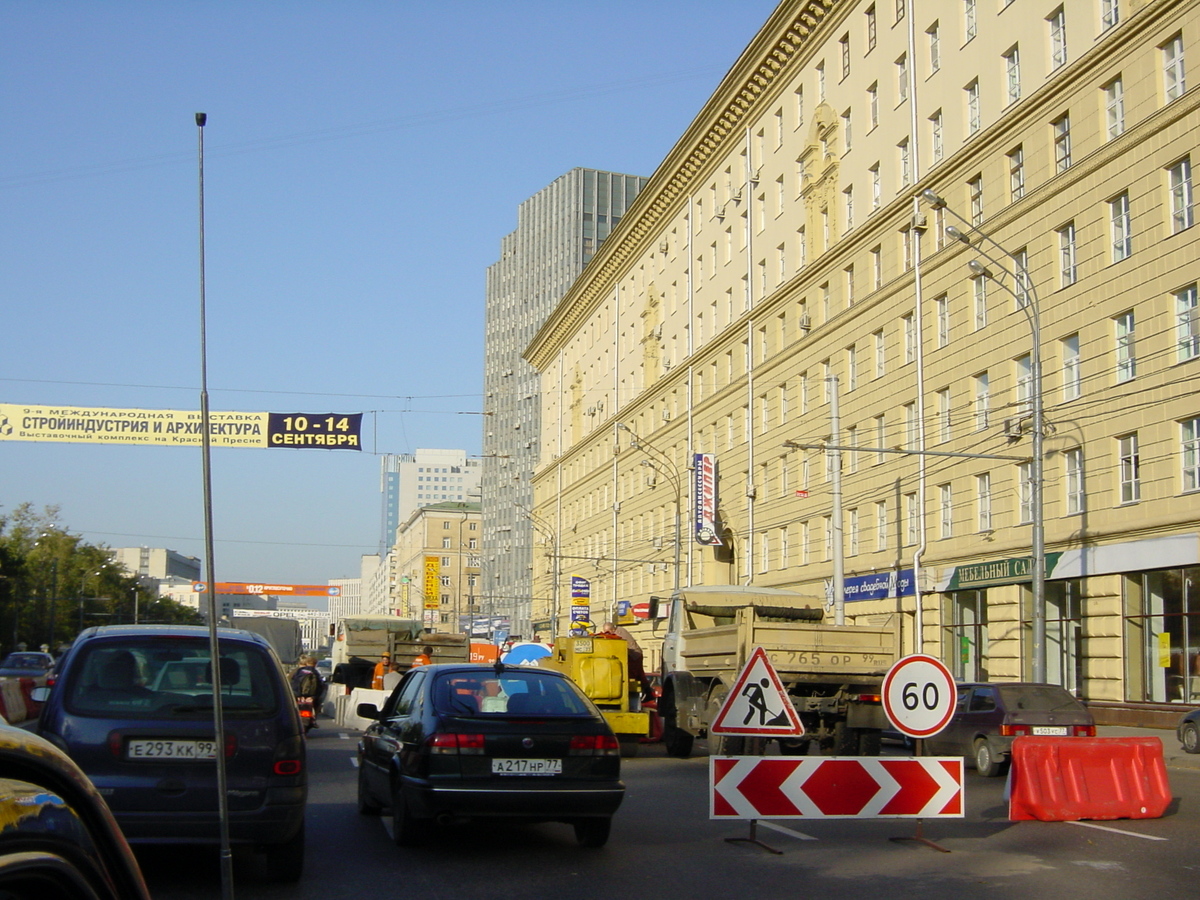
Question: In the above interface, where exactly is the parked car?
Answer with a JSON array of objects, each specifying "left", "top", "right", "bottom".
[
  {"left": 356, "top": 663, "right": 625, "bottom": 847},
  {"left": 32, "top": 624, "right": 308, "bottom": 881},
  {"left": 1177, "top": 708, "right": 1200, "bottom": 754},
  {"left": 0, "top": 650, "right": 55, "bottom": 681},
  {"left": 922, "top": 682, "right": 1095, "bottom": 776},
  {"left": 0, "top": 719, "right": 152, "bottom": 899}
]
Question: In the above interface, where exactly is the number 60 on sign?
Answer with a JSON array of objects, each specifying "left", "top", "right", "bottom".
[{"left": 881, "top": 654, "right": 957, "bottom": 739}]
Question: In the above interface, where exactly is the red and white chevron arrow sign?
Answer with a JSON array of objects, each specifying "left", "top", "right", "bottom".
[{"left": 711, "top": 757, "right": 964, "bottom": 819}]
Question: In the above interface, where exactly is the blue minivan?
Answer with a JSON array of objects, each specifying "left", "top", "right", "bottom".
[{"left": 33, "top": 624, "right": 307, "bottom": 881}]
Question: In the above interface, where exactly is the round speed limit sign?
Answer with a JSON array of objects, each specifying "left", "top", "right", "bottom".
[{"left": 882, "top": 654, "right": 956, "bottom": 739}]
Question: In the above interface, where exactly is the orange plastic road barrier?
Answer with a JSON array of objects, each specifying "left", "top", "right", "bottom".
[{"left": 1009, "top": 736, "right": 1171, "bottom": 822}]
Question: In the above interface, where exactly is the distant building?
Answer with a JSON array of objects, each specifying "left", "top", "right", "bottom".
[
  {"left": 379, "top": 450, "right": 482, "bottom": 553},
  {"left": 110, "top": 547, "right": 201, "bottom": 583},
  {"left": 391, "top": 501, "right": 481, "bottom": 633},
  {"left": 482, "top": 169, "right": 649, "bottom": 638}
]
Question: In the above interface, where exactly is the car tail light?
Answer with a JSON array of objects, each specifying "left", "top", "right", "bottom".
[
  {"left": 427, "top": 733, "right": 486, "bottom": 755},
  {"left": 224, "top": 732, "right": 238, "bottom": 758},
  {"left": 569, "top": 734, "right": 621, "bottom": 757},
  {"left": 273, "top": 735, "right": 303, "bottom": 776},
  {"left": 852, "top": 693, "right": 882, "bottom": 704},
  {"left": 1000, "top": 725, "right": 1032, "bottom": 736},
  {"left": 1073, "top": 725, "right": 1096, "bottom": 736}
]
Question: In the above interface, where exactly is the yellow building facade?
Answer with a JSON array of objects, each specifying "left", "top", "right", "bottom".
[{"left": 526, "top": 0, "right": 1198, "bottom": 717}]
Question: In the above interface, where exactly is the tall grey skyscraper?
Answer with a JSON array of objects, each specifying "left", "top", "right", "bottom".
[{"left": 482, "top": 168, "right": 648, "bottom": 638}]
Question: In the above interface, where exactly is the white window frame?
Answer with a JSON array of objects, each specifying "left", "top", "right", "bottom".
[
  {"left": 1053, "top": 114, "right": 1072, "bottom": 172},
  {"left": 964, "top": 0, "right": 977, "bottom": 42},
  {"left": 1104, "top": 77, "right": 1124, "bottom": 140},
  {"left": 1169, "top": 157, "right": 1194, "bottom": 233},
  {"left": 1061, "top": 334, "right": 1081, "bottom": 401},
  {"left": 1058, "top": 222, "right": 1077, "bottom": 287},
  {"left": 1008, "top": 145, "right": 1025, "bottom": 201},
  {"left": 976, "top": 472, "right": 992, "bottom": 531},
  {"left": 939, "top": 483, "right": 953, "bottom": 539},
  {"left": 1004, "top": 45, "right": 1021, "bottom": 104},
  {"left": 1176, "top": 284, "right": 1198, "bottom": 362},
  {"left": 974, "top": 371, "right": 990, "bottom": 431},
  {"left": 1183, "top": 417, "right": 1200, "bottom": 493},
  {"left": 1048, "top": 8, "right": 1067, "bottom": 70},
  {"left": 1118, "top": 432, "right": 1140, "bottom": 503},
  {"left": 1163, "top": 34, "right": 1186, "bottom": 102},
  {"left": 967, "top": 81, "right": 981, "bottom": 134},
  {"left": 1115, "top": 310, "right": 1136, "bottom": 382},
  {"left": 1018, "top": 461, "right": 1034, "bottom": 523},
  {"left": 1110, "top": 192, "right": 1132, "bottom": 261},
  {"left": 1065, "top": 446, "right": 1084, "bottom": 514}
]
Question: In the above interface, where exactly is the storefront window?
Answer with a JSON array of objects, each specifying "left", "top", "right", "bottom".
[
  {"left": 943, "top": 590, "right": 988, "bottom": 682},
  {"left": 1022, "top": 580, "right": 1082, "bottom": 692},
  {"left": 1124, "top": 568, "right": 1200, "bottom": 703}
]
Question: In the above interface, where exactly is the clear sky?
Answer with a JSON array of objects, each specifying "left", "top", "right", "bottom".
[{"left": 1, "top": 1, "right": 778, "bottom": 590}]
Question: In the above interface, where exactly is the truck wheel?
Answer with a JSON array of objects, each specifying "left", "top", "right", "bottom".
[
  {"left": 661, "top": 692, "right": 694, "bottom": 759},
  {"left": 831, "top": 722, "right": 857, "bottom": 756},
  {"left": 710, "top": 734, "right": 745, "bottom": 755},
  {"left": 857, "top": 730, "right": 882, "bottom": 757}
]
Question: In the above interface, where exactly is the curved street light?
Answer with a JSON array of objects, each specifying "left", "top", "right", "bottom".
[
  {"left": 922, "top": 189, "right": 1048, "bottom": 684},
  {"left": 616, "top": 423, "right": 684, "bottom": 596}
]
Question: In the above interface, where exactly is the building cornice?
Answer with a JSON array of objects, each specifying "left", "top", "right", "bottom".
[{"left": 525, "top": 0, "right": 835, "bottom": 371}]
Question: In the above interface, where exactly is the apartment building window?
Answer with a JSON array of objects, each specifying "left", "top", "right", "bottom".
[
  {"left": 1018, "top": 461, "right": 1034, "bottom": 523},
  {"left": 929, "top": 24, "right": 941, "bottom": 73},
  {"left": 797, "top": 226, "right": 807, "bottom": 268},
  {"left": 823, "top": 516, "right": 833, "bottom": 561},
  {"left": 1014, "top": 248, "right": 1031, "bottom": 307},
  {"left": 442, "top": 537, "right": 452, "bottom": 549},
  {"left": 1115, "top": 310, "right": 1136, "bottom": 382},
  {"left": 967, "top": 81, "right": 981, "bottom": 134},
  {"left": 976, "top": 472, "right": 992, "bottom": 531},
  {"left": 964, "top": 0, "right": 977, "bottom": 42},
  {"left": 931, "top": 110, "right": 944, "bottom": 163},
  {"left": 845, "top": 264, "right": 856, "bottom": 305},
  {"left": 897, "top": 54, "right": 908, "bottom": 102},
  {"left": 974, "top": 372, "right": 990, "bottom": 430},
  {"left": 760, "top": 531, "right": 770, "bottom": 574},
  {"left": 1178, "top": 284, "right": 1199, "bottom": 361},
  {"left": 974, "top": 274, "right": 988, "bottom": 329},
  {"left": 1004, "top": 46, "right": 1021, "bottom": 104},
  {"left": 938, "top": 387, "right": 952, "bottom": 442},
  {"left": 1183, "top": 417, "right": 1200, "bottom": 492},
  {"left": 846, "top": 344, "right": 858, "bottom": 390},
  {"left": 822, "top": 359, "right": 832, "bottom": 403},
  {"left": 801, "top": 520, "right": 811, "bottom": 565},
  {"left": 870, "top": 164, "right": 882, "bottom": 210},
  {"left": 936, "top": 295, "right": 950, "bottom": 347},
  {"left": 1053, "top": 114, "right": 1072, "bottom": 171},
  {"left": 817, "top": 60, "right": 826, "bottom": 101},
  {"left": 867, "top": 5, "right": 877, "bottom": 51},
  {"left": 903, "top": 312, "right": 916, "bottom": 363},
  {"left": 1008, "top": 145, "right": 1025, "bottom": 201},
  {"left": 1064, "top": 447, "right": 1084, "bottom": 514},
  {"left": 1101, "top": 0, "right": 1119, "bottom": 30},
  {"left": 1062, "top": 334, "right": 1081, "bottom": 401},
  {"left": 1163, "top": 34, "right": 1186, "bottom": 102},
  {"left": 968, "top": 175, "right": 984, "bottom": 225},
  {"left": 1104, "top": 77, "right": 1125, "bottom": 140},
  {"left": 795, "top": 85, "right": 805, "bottom": 129},
  {"left": 846, "top": 424, "right": 859, "bottom": 472},
  {"left": 848, "top": 508, "right": 860, "bottom": 556},
  {"left": 840, "top": 33, "right": 851, "bottom": 79},
  {"left": 842, "top": 109, "right": 852, "bottom": 152},
  {"left": 1169, "top": 157, "right": 1194, "bottom": 232},
  {"left": 844, "top": 185, "right": 855, "bottom": 230},
  {"left": 904, "top": 492, "right": 919, "bottom": 546},
  {"left": 1110, "top": 192, "right": 1131, "bottom": 261},
  {"left": 777, "top": 243, "right": 787, "bottom": 283},
  {"left": 901, "top": 224, "right": 914, "bottom": 270},
  {"left": 939, "top": 484, "right": 954, "bottom": 538},
  {"left": 1058, "top": 222, "right": 1077, "bottom": 287},
  {"left": 895, "top": 0, "right": 905, "bottom": 23},
  {"left": 779, "top": 525, "right": 790, "bottom": 568},
  {"left": 868, "top": 83, "right": 879, "bottom": 130},
  {"left": 875, "top": 500, "right": 888, "bottom": 551},
  {"left": 875, "top": 415, "right": 887, "bottom": 465},
  {"left": 1118, "top": 432, "right": 1140, "bottom": 503},
  {"left": 871, "top": 246, "right": 883, "bottom": 289},
  {"left": 1048, "top": 8, "right": 1067, "bottom": 70},
  {"left": 1015, "top": 353, "right": 1033, "bottom": 415},
  {"left": 904, "top": 401, "right": 918, "bottom": 450}
]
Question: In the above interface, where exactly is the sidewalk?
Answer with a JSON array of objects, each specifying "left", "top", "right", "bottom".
[{"left": 1097, "top": 724, "right": 1200, "bottom": 771}]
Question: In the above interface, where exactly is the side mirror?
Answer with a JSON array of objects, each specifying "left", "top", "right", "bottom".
[
  {"left": 30, "top": 686, "right": 51, "bottom": 703},
  {"left": 356, "top": 702, "right": 381, "bottom": 720}
]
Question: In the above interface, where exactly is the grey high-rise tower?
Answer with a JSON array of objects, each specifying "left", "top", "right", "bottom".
[{"left": 482, "top": 168, "right": 648, "bottom": 638}]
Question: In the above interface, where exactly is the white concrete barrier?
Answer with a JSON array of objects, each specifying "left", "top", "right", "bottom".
[
  {"left": 337, "top": 687, "right": 388, "bottom": 731},
  {"left": 0, "top": 681, "right": 27, "bottom": 724}
]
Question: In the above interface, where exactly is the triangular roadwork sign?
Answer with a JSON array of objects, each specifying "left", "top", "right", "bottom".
[{"left": 709, "top": 646, "right": 804, "bottom": 736}]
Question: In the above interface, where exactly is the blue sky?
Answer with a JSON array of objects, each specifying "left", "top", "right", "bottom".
[{"left": 1, "top": 1, "right": 778, "bottom": 590}]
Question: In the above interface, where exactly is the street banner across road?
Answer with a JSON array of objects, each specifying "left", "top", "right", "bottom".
[
  {"left": 711, "top": 757, "right": 964, "bottom": 819},
  {"left": 0, "top": 403, "right": 362, "bottom": 449}
]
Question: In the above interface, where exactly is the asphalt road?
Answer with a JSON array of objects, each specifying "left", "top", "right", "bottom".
[{"left": 137, "top": 727, "right": 1200, "bottom": 900}]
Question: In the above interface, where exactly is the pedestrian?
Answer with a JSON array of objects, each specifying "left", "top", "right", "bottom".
[
  {"left": 371, "top": 652, "right": 391, "bottom": 690},
  {"left": 382, "top": 661, "right": 404, "bottom": 691},
  {"left": 411, "top": 645, "right": 433, "bottom": 668}
]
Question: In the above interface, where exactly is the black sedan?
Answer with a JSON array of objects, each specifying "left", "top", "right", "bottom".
[
  {"left": 1178, "top": 708, "right": 1200, "bottom": 754},
  {"left": 922, "top": 682, "right": 1095, "bottom": 776},
  {"left": 356, "top": 663, "right": 625, "bottom": 847}
]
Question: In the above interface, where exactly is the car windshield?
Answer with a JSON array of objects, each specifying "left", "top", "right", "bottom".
[
  {"left": 0, "top": 653, "right": 50, "bottom": 670},
  {"left": 998, "top": 685, "right": 1085, "bottom": 713},
  {"left": 432, "top": 671, "right": 594, "bottom": 717},
  {"left": 64, "top": 638, "right": 280, "bottom": 719}
]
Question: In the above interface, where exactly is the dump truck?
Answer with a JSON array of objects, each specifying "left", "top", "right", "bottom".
[
  {"left": 542, "top": 634, "right": 650, "bottom": 757},
  {"left": 650, "top": 585, "right": 900, "bottom": 758},
  {"left": 329, "top": 616, "right": 469, "bottom": 689},
  {"left": 230, "top": 615, "right": 304, "bottom": 666}
]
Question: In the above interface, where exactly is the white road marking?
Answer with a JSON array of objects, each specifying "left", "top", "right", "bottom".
[
  {"left": 1066, "top": 821, "right": 1168, "bottom": 841},
  {"left": 756, "top": 820, "right": 819, "bottom": 841}
]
